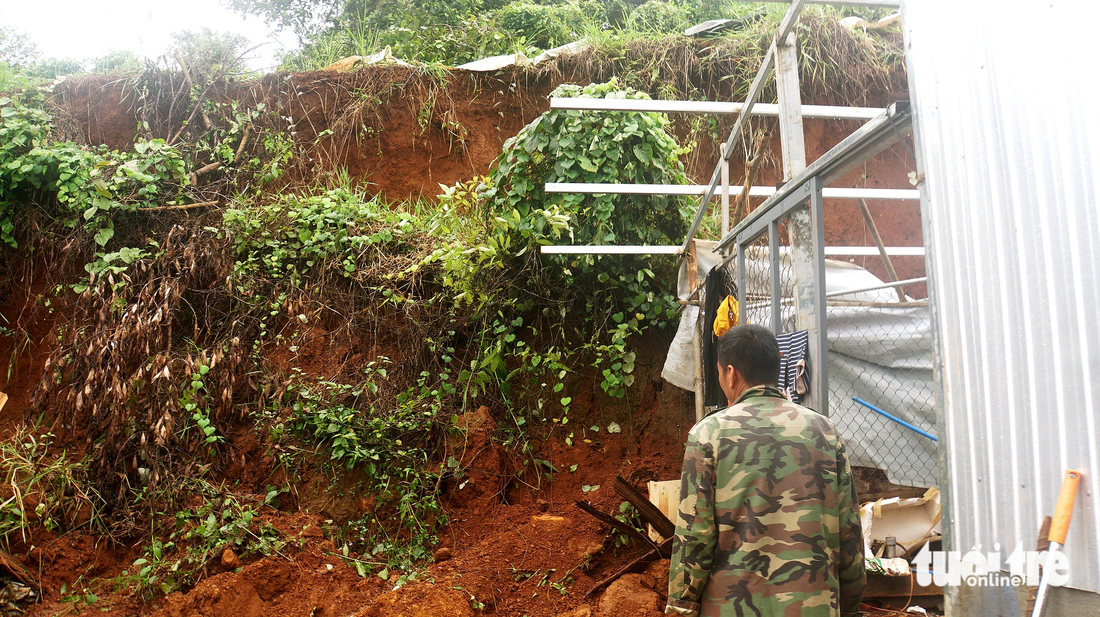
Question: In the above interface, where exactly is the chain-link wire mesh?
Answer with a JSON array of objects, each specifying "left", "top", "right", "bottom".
[
  {"left": 711, "top": 221, "right": 798, "bottom": 333},
  {"left": 741, "top": 233, "right": 774, "bottom": 329},
  {"left": 825, "top": 292, "right": 937, "bottom": 488}
]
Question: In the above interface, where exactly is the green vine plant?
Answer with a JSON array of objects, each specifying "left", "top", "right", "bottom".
[
  {"left": 0, "top": 76, "right": 695, "bottom": 592},
  {"left": 453, "top": 78, "right": 690, "bottom": 409},
  {"left": 0, "top": 93, "right": 190, "bottom": 249}
]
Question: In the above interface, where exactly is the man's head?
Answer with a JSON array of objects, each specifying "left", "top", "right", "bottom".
[{"left": 715, "top": 324, "right": 781, "bottom": 405}]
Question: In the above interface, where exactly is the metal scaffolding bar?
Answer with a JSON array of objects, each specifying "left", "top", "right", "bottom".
[
  {"left": 824, "top": 276, "right": 927, "bottom": 298},
  {"left": 769, "top": 220, "right": 782, "bottom": 334},
  {"left": 545, "top": 183, "right": 919, "bottom": 201},
  {"left": 753, "top": 0, "right": 898, "bottom": 7},
  {"left": 549, "top": 98, "right": 883, "bottom": 120},
  {"left": 809, "top": 176, "right": 828, "bottom": 415},
  {"left": 538, "top": 245, "right": 924, "bottom": 256},
  {"left": 539, "top": 245, "right": 682, "bottom": 255},
  {"left": 681, "top": 0, "right": 807, "bottom": 253}
]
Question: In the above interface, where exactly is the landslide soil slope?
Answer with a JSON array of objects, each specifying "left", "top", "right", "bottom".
[{"left": 2, "top": 30, "right": 920, "bottom": 615}]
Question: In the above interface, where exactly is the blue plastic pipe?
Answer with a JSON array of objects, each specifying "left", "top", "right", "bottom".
[{"left": 852, "top": 396, "right": 938, "bottom": 442}]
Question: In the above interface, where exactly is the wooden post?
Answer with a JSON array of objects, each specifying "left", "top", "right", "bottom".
[
  {"left": 856, "top": 198, "right": 906, "bottom": 301},
  {"left": 686, "top": 240, "right": 705, "bottom": 424},
  {"left": 732, "top": 132, "right": 770, "bottom": 225}
]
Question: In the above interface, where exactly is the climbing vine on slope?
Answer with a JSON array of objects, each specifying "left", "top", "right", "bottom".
[
  {"left": 474, "top": 79, "right": 691, "bottom": 398},
  {"left": 0, "top": 93, "right": 189, "bottom": 248}
]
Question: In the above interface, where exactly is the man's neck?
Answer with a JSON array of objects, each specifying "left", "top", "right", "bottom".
[{"left": 734, "top": 384, "right": 784, "bottom": 405}]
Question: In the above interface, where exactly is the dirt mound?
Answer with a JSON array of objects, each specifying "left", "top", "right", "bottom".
[
  {"left": 154, "top": 549, "right": 387, "bottom": 617},
  {"left": 355, "top": 583, "right": 474, "bottom": 617},
  {"left": 597, "top": 573, "right": 663, "bottom": 616},
  {"left": 444, "top": 406, "right": 506, "bottom": 510}
]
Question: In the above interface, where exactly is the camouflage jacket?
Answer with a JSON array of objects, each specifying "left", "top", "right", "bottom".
[{"left": 666, "top": 385, "right": 865, "bottom": 617}]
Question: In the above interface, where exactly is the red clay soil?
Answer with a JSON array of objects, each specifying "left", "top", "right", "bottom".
[
  {"left": 0, "top": 265, "right": 61, "bottom": 430},
  {"left": 5, "top": 318, "right": 694, "bottom": 617}
]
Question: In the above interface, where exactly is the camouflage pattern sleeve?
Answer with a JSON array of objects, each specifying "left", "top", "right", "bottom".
[
  {"left": 835, "top": 434, "right": 866, "bottom": 616},
  {"left": 666, "top": 422, "right": 717, "bottom": 617}
]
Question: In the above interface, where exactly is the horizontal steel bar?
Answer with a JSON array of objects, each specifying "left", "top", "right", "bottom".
[
  {"left": 751, "top": 0, "right": 899, "bottom": 7},
  {"left": 824, "top": 276, "right": 927, "bottom": 297},
  {"left": 825, "top": 246, "right": 924, "bottom": 256},
  {"left": 549, "top": 98, "right": 882, "bottom": 120},
  {"left": 737, "top": 244, "right": 923, "bottom": 256},
  {"left": 539, "top": 245, "right": 681, "bottom": 255},
  {"left": 545, "top": 183, "right": 919, "bottom": 200},
  {"left": 539, "top": 244, "right": 921, "bottom": 257}
]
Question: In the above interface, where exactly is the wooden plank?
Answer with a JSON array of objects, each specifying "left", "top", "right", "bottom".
[
  {"left": 613, "top": 476, "right": 676, "bottom": 539},
  {"left": 574, "top": 500, "right": 656, "bottom": 550},
  {"left": 864, "top": 572, "right": 943, "bottom": 599},
  {"left": 585, "top": 536, "right": 673, "bottom": 598},
  {"left": 686, "top": 240, "right": 698, "bottom": 294},
  {"left": 857, "top": 198, "right": 906, "bottom": 301}
]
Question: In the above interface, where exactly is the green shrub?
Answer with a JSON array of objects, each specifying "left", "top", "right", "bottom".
[
  {"left": 0, "top": 94, "right": 189, "bottom": 249},
  {"left": 471, "top": 79, "right": 690, "bottom": 397},
  {"left": 483, "top": 78, "right": 690, "bottom": 258},
  {"left": 224, "top": 187, "right": 418, "bottom": 286},
  {"left": 625, "top": 0, "right": 691, "bottom": 33},
  {"left": 497, "top": 0, "right": 590, "bottom": 49}
]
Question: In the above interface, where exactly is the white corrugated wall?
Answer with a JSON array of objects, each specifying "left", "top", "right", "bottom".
[{"left": 903, "top": 0, "right": 1100, "bottom": 598}]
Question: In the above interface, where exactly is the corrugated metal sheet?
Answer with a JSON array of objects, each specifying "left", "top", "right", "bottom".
[{"left": 903, "top": 0, "right": 1100, "bottom": 597}]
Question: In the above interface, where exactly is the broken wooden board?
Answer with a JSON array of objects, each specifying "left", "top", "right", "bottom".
[
  {"left": 574, "top": 501, "right": 656, "bottom": 551},
  {"left": 864, "top": 571, "right": 942, "bottom": 600},
  {"left": 613, "top": 476, "right": 675, "bottom": 539}
]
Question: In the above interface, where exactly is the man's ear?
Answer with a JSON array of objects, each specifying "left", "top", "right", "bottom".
[{"left": 720, "top": 364, "right": 736, "bottom": 386}]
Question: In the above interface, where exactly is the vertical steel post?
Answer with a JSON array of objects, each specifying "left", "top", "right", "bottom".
[
  {"left": 776, "top": 30, "right": 823, "bottom": 412},
  {"left": 721, "top": 145, "right": 730, "bottom": 236},
  {"left": 809, "top": 176, "right": 829, "bottom": 415},
  {"left": 737, "top": 242, "right": 746, "bottom": 325},
  {"left": 769, "top": 220, "right": 781, "bottom": 334},
  {"left": 776, "top": 32, "right": 807, "bottom": 181}
]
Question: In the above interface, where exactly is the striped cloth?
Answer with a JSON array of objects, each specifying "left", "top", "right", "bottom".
[{"left": 777, "top": 330, "right": 810, "bottom": 403}]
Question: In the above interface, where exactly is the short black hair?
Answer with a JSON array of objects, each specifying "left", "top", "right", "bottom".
[{"left": 716, "top": 324, "right": 781, "bottom": 386}]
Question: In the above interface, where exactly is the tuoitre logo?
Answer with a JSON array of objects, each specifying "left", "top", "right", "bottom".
[{"left": 913, "top": 543, "right": 1071, "bottom": 588}]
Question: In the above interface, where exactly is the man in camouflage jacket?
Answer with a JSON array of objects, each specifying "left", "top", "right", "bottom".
[{"left": 666, "top": 324, "right": 865, "bottom": 617}]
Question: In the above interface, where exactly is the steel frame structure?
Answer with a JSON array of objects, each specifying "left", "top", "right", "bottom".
[{"left": 540, "top": 0, "right": 919, "bottom": 419}]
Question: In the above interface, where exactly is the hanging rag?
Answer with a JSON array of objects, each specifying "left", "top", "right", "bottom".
[
  {"left": 777, "top": 330, "right": 810, "bottom": 403},
  {"left": 712, "top": 295, "right": 740, "bottom": 338},
  {"left": 702, "top": 266, "right": 737, "bottom": 408}
]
